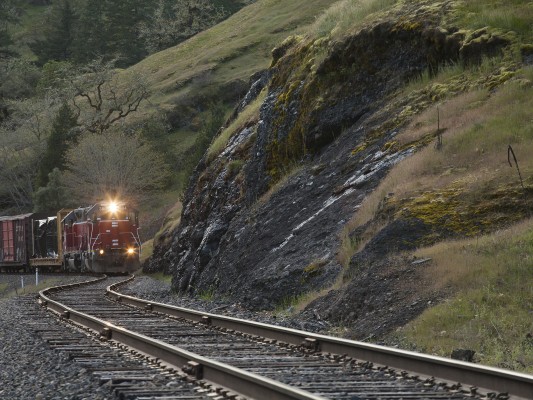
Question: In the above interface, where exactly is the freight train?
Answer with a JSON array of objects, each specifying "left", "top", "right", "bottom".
[{"left": 0, "top": 201, "right": 141, "bottom": 273}]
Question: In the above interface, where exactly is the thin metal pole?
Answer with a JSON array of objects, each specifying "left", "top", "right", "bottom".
[{"left": 36, "top": 268, "right": 39, "bottom": 286}]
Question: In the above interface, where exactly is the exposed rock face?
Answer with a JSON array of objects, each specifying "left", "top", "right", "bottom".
[{"left": 145, "top": 1, "right": 513, "bottom": 322}]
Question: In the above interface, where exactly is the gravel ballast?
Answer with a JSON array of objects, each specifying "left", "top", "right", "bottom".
[{"left": 0, "top": 274, "right": 113, "bottom": 400}]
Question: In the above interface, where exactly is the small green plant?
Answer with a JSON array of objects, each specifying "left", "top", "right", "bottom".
[
  {"left": 227, "top": 159, "right": 245, "bottom": 176},
  {"left": 198, "top": 287, "right": 216, "bottom": 301},
  {"left": 275, "top": 294, "right": 304, "bottom": 315}
]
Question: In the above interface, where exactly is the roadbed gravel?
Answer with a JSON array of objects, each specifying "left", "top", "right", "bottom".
[{"left": 0, "top": 274, "right": 113, "bottom": 400}]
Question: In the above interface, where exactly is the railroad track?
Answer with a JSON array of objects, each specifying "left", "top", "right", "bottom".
[
  {"left": 21, "top": 294, "right": 212, "bottom": 400},
  {"left": 38, "top": 275, "right": 533, "bottom": 400}
]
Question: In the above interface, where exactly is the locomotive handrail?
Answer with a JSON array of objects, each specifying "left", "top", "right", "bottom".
[
  {"left": 121, "top": 231, "right": 142, "bottom": 252},
  {"left": 108, "top": 278, "right": 533, "bottom": 400},
  {"left": 90, "top": 232, "right": 101, "bottom": 252}
]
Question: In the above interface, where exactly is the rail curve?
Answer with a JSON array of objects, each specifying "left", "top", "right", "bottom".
[{"left": 38, "top": 275, "right": 533, "bottom": 400}]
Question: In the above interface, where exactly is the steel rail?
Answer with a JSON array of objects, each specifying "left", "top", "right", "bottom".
[
  {"left": 38, "top": 277, "right": 327, "bottom": 400},
  {"left": 109, "top": 278, "right": 533, "bottom": 400}
]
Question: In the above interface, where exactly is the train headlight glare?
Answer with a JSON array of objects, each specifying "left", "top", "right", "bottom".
[
  {"left": 99, "top": 249, "right": 104, "bottom": 255},
  {"left": 127, "top": 248, "right": 135, "bottom": 255},
  {"left": 108, "top": 202, "right": 119, "bottom": 213}
]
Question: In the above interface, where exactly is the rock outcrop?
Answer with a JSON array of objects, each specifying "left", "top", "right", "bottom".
[{"left": 145, "top": 0, "right": 519, "bottom": 329}]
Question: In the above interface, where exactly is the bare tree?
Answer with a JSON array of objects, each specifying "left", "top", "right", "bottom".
[
  {"left": 70, "top": 58, "right": 149, "bottom": 135},
  {"left": 62, "top": 130, "right": 169, "bottom": 203}
]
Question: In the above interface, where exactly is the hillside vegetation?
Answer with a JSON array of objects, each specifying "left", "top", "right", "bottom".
[
  {"left": 145, "top": 0, "right": 533, "bottom": 373},
  {"left": 0, "top": 0, "right": 336, "bottom": 240},
  {"left": 125, "top": 0, "right": 338, "bottom": 177}
]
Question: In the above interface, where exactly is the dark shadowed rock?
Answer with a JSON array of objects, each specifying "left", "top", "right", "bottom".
[{"left": 451, "top": 349, "right": 476, "bottom": 362}]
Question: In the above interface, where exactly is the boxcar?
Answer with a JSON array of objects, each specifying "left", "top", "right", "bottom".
[{"left": 0, "top": 213, "right": 33, "bottom": 272}]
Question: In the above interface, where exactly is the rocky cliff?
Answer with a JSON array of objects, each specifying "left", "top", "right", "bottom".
[{"left": 145, "top": 0, "right": 531, "bottom": 337}]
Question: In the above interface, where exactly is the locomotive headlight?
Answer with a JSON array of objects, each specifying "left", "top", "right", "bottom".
[
  {"left": 108, "top": 202, "right": 119, "bottom": 214},
  {"left": 127, "top": 248, "right": 135, "bottom": 255},
  {"left": 99, "top": 249, "right": 105, "bottom": 255}
]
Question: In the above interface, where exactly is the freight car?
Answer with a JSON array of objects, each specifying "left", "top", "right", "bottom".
[
  {"left": 0, "top": 213, "right": 36, "bottom": 272},
  {"left": 0, "top": 201, "right": 141, "bottom": 273}
]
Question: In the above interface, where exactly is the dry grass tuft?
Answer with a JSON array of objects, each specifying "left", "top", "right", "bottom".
[
  {"left": 140, "top": 239, "right": 154, "bottom": 264},
  {"left": 308, "top": 0, "right": 398, "bottom": 39},
  {"left": 255, "top": 163, "right": 304, "bottom": 206}
]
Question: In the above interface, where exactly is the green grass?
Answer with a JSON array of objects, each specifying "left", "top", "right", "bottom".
[
  {"left": 394, "top": 221, "right": 533, "bottom": 373},
  {"left": 404, "top": 61, "right": 467, "bottom": 92},
  {"left": 0, "top": 278, "right": 62, "bottom": 299},
  {"left": 127, "top": 0, "right": 338, "bottom": 115},
  {"left": 453, "top": 0, "right": 533, "bottom": 42},
  {"left": 198, "top": 287, "right": 216, "bottom": 301},
  {"left": 308, "top": 0, "right": 398, "bottom": 39},
  {"left": 443, "top": 69, "right": 533, "bottom": 155}
]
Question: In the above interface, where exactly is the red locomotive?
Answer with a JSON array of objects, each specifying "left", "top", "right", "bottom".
[{"left": 0, "top": 201, "right": 141, "bottom": 273}]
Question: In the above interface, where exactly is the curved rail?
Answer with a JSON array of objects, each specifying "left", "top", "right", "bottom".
[
  {"left": 38, "top": 275, "right": 326, "bottom": 400},
  {"left": 108, "top": 278, "right": 533, "bottom": 400}
]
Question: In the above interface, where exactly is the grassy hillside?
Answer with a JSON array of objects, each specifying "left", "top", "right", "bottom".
[
  {"left": 294, "top": 0, "right": 533, "bottom": 372},
  {"left": 393, "top": 220, "right": 533, "bottom": 373},
  {"left": 367, "top": 65, "right": 533, "bottom": 372},
  {"left": 126, "top": 0, "right": 338, "bottom": 122}
]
